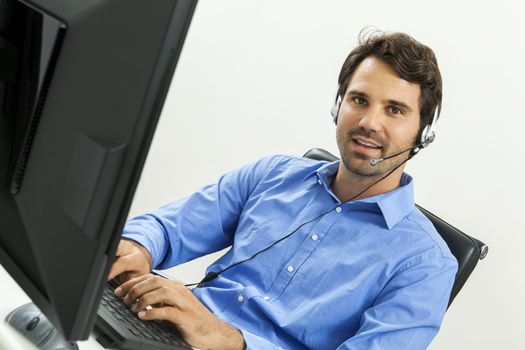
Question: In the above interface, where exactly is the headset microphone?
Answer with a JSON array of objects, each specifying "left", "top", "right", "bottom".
[{"left": 369, "top": 142, "right": 424, "bottom": 166}]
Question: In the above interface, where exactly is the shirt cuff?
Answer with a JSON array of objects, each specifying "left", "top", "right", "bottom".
[
  {"left": 239, "top": 328, "right": 284, "bottom": 350},
  {"left": 121, "top": 215, "right": 168, "bottom": 268}
]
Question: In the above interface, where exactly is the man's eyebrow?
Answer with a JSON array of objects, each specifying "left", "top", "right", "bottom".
[{"left": 346, "top": 90, "right": 369, "bottom": 99}]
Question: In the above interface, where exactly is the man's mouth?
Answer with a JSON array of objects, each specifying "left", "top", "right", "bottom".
[{"left": 352, "top": 137, "right": 382, "bottom": 151}]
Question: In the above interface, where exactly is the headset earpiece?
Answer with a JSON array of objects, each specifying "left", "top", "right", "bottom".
[
  {"left": 331, "top": 94, "right": 342, "bottom": 124},
  {"left": 419, "top": 107, "right": 439, "bottom": 148},
  {"left": 331, "top": 85, "right": 342, "bottom": 124},
  {"left": 419, "top": 124, "right": 435, "bottom": 147}
]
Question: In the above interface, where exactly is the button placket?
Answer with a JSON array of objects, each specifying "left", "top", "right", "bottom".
[{"left": 268, "top": 208, "right": 341, "bottom": 297}]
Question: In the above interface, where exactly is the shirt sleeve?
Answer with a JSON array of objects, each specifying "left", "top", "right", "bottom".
[
  {"left": 240, "top": 329, "right": 287, "bottom": 350},
  {"left": 122, "top": 155, "right": 279, "bottom": 269},
  {"left": 336, "top": 253, "right": 458, "bottom": 350}
]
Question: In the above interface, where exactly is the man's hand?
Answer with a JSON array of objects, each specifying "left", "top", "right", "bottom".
[
  {"left": 107, "top": 239, "right": 153, "bottom": 282},
  {"left": 115, "top": 274, "right": 245, "bottom": 350}
]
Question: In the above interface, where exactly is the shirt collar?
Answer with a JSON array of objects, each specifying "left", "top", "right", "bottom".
[{"left": 314, "top": 160, "right": 415, "bottom": 230}]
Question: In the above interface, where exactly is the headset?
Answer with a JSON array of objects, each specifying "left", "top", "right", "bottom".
[{"left": 330, "top": 85, "right": 440, "bottom": 152}]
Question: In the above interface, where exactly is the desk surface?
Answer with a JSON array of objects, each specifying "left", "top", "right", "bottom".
[{"left": 0, "top": 265, "right": 103, "bottom": 350}]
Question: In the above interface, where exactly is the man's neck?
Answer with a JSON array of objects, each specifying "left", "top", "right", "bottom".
[{"left": 331, "top": 162, "right": 405, "bottom": 203}]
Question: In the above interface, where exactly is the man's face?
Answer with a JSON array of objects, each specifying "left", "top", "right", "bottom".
[{"left": 336, "top": 56, "right": 421, "bottom": 177}]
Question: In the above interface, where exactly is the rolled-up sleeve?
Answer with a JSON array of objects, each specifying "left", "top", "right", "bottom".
[
  {"left": 122, "top": 155, "right": 279, "bottom": 269},
  {"left": 240, "top": 328, "right": 287, "bottom": 350}
]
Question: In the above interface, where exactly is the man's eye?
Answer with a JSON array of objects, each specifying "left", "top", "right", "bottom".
[
  {"left": 389, "top": 106, "right": 403, "bottom": 115},
  {"left": 353, "top": 97, "right": 366, "bottom": 105}
]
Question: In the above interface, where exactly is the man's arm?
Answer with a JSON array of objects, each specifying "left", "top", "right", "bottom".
[
  {"left": 102, "top": 156, "right": 288, "bottom": 349},
  {"left": 336, "top": 254, "right": 458, "bottom": 349},
  {"left": 109, "top": 155, "right": 279, "bottom": 280}
]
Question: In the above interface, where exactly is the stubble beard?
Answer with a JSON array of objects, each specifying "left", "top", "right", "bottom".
[{"left": 336, "top": 128, "right": 412, "bottom": 179}]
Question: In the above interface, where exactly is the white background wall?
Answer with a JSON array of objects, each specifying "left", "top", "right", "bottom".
[{"left": 128, "top": 1, "right": 525, "bottom": 348}]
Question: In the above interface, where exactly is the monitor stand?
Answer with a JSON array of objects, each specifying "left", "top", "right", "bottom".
[{"left": 5, "top": 302, "right": 78, "bottom": 350}]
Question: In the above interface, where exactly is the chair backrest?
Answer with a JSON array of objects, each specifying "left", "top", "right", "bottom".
[{"left": 303, "top": 148, "right": 488, "bottom": 308}]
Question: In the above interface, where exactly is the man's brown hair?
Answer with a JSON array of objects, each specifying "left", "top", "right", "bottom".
[{"left": 337, "top": 29, "right": 442, "bottom": 137}]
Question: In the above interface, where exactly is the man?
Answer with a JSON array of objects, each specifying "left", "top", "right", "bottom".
[{"left": 108, "top": 31, "right": 458, "bottom": 350}]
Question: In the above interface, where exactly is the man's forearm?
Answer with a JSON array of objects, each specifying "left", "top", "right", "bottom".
[{"left": 212, "top": 319, "right": 246, "bottom": 350}]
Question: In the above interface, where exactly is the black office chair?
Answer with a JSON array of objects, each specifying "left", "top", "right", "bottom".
[{"left": 303, "top": 148, "right": 488, "bottom": 308}]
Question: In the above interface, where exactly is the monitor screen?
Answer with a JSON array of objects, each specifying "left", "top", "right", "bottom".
[{"left": 0, "top": 0, "right": 197, "bottom": 341}]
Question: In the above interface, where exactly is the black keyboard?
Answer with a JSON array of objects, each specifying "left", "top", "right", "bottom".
[{"left": 95, "top": 282, "right": 192, "bottom": 350}]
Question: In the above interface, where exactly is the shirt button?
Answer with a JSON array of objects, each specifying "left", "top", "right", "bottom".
[
  {"left": 311, "top": 234, "right": 319, "bottom": 241},
  {"left": 335, "top": 206, "right": 342, "bottom": 213},
  {"left": 287, "top": 266, "right": 294, "bottom": 273},
  {"left": 317, "top": 179, "right": 322, "bottom": 185},
  {"left": 237, "top": 295, "right": 244, "bottom": 303},
  {"left": 264, "top": 296, "right": 270, "bottom": 301}
]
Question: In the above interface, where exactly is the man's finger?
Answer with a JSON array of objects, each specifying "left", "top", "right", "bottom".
[
  {"left": 115, "top": 274, "right": 150, "bottom": 297},
  {"left": 123, "top": 275, "right": 165, "bottom": 304},
  {"left": 137, "top": 305, "right": 177, "bottom": 323},
  {"left": 131, "top": 288, "right": 170, "bottom": 313}
]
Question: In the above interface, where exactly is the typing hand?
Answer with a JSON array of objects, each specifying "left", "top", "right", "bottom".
[
  {"left": 115, "top": 274, "right": 245, "bottom": 350},
  {"left": 107, "top": 239, "right": 152, "bottom": 282}
]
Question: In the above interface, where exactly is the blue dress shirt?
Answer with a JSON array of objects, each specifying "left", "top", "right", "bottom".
[{"left": 122, "top": 155, "right": 458, "bottom": 350}]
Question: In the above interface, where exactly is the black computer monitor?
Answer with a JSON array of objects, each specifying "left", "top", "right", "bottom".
[{"left": 0, "top": 0, "right": 197, "bottom": 342}]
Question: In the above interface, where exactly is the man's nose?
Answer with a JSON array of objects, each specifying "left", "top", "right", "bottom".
[{"left": 358, "top": 108, "right": 383, "bottom": 132}]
